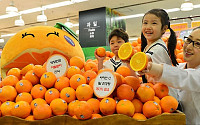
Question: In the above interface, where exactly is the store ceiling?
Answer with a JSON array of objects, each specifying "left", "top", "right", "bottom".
[{"left": 0, "top": 0, "right": 200, "bottom": 46}]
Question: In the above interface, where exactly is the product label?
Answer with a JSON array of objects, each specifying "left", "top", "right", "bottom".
[
  {"left": 46, "top": 54, "right": 68, "bottom": 78},
  {"left": 93, "top": 71, "right": 116, "bottom": 98}
]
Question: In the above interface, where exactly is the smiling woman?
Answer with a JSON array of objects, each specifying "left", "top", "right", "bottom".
[{"left": 0, "top": 23, "right": 85, "bottom": 78}]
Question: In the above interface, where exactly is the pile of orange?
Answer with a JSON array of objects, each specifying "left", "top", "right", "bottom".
[{"left": 0, "top": 51, "right": 179, "bottom": 121}]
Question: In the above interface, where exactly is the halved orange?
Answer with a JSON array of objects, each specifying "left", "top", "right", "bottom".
[
  {"left": 118, "top": 43, "right": 134, "bottom": 60},
  {"left": 130, "top": 52, "right": 148, "bottom": 71}
]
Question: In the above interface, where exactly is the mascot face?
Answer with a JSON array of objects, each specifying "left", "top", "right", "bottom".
[{"left": 1, "top": 23, "right": 85, "bottom": 78}]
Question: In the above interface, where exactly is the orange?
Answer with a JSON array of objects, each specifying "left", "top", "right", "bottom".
[
  {"left": 118, "top": 42, "right": 134, "bottom": 60},
  {"left": 117, "top": 84, "right": 135, "bottom": 101},
  {"left": 177, "top": 52, "right": 184, "bottom": 61},
  {"left": 76, "top": 84, "right": 93, "bottom": 101},
  {"left": 132, "top": 113, "right": 147, "bottom": 120},
  {"left": 176, "top": 58, "right": 183, "bottom": 63},
  {"left": 60, "top": 87, "right": 76, "bottom": 103},
  {"left": 131, "top": 41, "right": 138, "bottom": 47},
  {"left": 83, "top": 70, "right": 97, "bottom": 84},
  {"left": 98, "top": 68, "right": 113, "bottom": 74},
  {"left": 33, "top": 103, "right": 52, "bottom": 120},
  {"left": 0, "top": 86, "right": 17, "bottom": 102},
  {"left": 1, "top": 26, "right": 85, "bottom": 79},
  {"left": 66, "top": 66, "right": 81, "bottom": 79},
  {"left": 7, "top": 68, "right": 22, "bottom": 80},
  {"left": 109, "top": 52, "right": 115, "bottom": 58},
  {"left": 162, "top": 37, "right": 168, "bottom": 43},
  {"left": 114, "top": 72, "right": 122, "bottom": 87},
  {"left": 11, "top": 101, "right": 31, "bottom": 118},
  {"left": 137, "top": 37, "right": 141, "bottom": 44},
  {"left": 130, "top": 52, "right": 148, "bottom": 71},
  {"left": 1, "top": 75, "right": 19, "bottom": 87},
  {"left": 50, "top": 98, "right": 68, "bottom": 115},
  {"left": 25, "top": 115, "right": 34, "bottom": 121},
  {"left": 153, "top": 83, "right": 169, "bottom": 99},
  {"left": 45, "top": 88, "right": 60, "bottom": 104},
  {"left": 54, "top": 76, "right": 70, "bottom": 91},
  {"left": 134, "top": 45, "right": 141, "bottom": 52},
  {"left": 96, "top": 47, "right": 106, "bottom": 57},
  {"left": 100, "top": 97, "right": 116, "bottom": 115},
  {"left": 89, "top": 79, "right": 95, "bottom": 89},
  {"left": 40, "top": 72, "right": 57, "bottom": 88},
  {"left": 15, "top": 80, "right": 33, "bottom": 93},
  {"left": 0, "top": 101, "right": 15, "bottom": 116},
  {"left": 87, "top": 98, "right": 100, "bottom": 114},
  {"left": 84, "top": 61, "right": 98, "bottom": 73},
  {"left": 154, "top": 96, "right": 161, "bottom": 104},
  {"left": 160, "top": 96, "right": 178, "bottom": 113},
  {"left": 74, "top": 101, "right": 93, "bottom": 120},
  {"left": 33, "top": 65, "right": 46, "bottom": 78},
  {"left": 24, "top": 70, "right": 40, "bottom": 85},
  {"left": 70, "top": 74, "right": 86, "bottom": 90},
  {"left": 136, "top": 84, "right": 155, "bottom": 103},
  {"left": 69, "top": 56, "right": 85, "bottom": 70},
  {"left": 68, "top": 100, "right": 79, "bottom": 116},
  {"left": 31, "top": 98, "right": 47, "bottom": 111},
  {"left": 143, "top": 82, "right": 154, "bottom": 88},
  {"left": 20, "top": 64, "right": 34, "bottom": 76},
  {"left": 116, "top": 66, "right": 131, "bottom": 77},
  {"left": 124, "top": 76, "right": 141, "bottom": 91},
  {"left": 106, "top": 51, "right": 110, "bottom": 57},
  {"left": 116, "top": 100, "right": 135, "bottom": 117},
  {"left": 143, "top": 101, "right": 162, "bottom": 118},
  {"left": 132, "top": 99, "right": 143, "bottom": 113},
  {"left": 91, "top": 114, "right": 102, "bottom": 119},
  {"left": 16, "top": 92, "right": 33, "bottom": 104},
  {"left": 31, "top": 84, "right": 47, "bottom": 99}
]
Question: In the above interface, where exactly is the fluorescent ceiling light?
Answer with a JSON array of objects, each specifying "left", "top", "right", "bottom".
[
  {"left": 37, "top": 10, "right": 47, "bottom": 22},
  {"left": 6, "top": 1, "right": 18, "bottom": 14},
  {"left": 1, "top": 33, "right": 16, "bottom": 38},
  {"left": 76, "top": 30, "right": 79, "bottom": 34},
  {"left": 194, "top": 4, "right": 200, "bottom": 8},
  {"left": 43, "top": 1, "right": 73, "bottom": 9},
  {"left": 15, "top": 15, "right": 25, "bottom": 26},
  {"left": 0, "top": 0, "right": 88, "bottom": 20},
  {"left": 115, "top": 13, "right": 144, "bottom": 20},
  {"left": 73, "top": 23, "right": 79, "bottom": 27},
  {"left": 129, "top": 38, "right": 138, "bottom": 41},
  {"left": 181, "top": 0, "right": 194, "bottom": 11},
  {"left": 19, "top": 7, "right": 42, "bottom": 15},
  {"left": 165, "top": 8, "right": 180, "bottom": 13},
  {"left": 0, "top": 38, "right": 4, "bottom": 43},
  {"left": 65, "top": 18, "right": 73, "bottom": 28}
]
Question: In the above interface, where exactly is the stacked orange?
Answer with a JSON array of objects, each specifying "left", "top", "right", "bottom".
[{"left": 0, "top": 52, "right": 179, "bottom": 121}]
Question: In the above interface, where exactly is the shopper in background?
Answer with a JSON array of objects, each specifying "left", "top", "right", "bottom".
[
  {"left": 94, "top": 28, "right": 137, "bottom": 77},
  {"left": 139, "top": 26, "right": 200, "bottom": 125},
  {"left": 140, "top": 8, "right": 178, "bottom": 99}
]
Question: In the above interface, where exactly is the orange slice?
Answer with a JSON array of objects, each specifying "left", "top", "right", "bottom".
[
  {"left": 118, "top": 43, "right": 134, "bottom": 60},
  {"left": 130, "top": 52, "right": 148, "bottom": 71}
]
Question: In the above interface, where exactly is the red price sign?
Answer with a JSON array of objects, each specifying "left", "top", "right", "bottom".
[
  {"left": 93, "top": 71, "right": 116, "bottom": 98},
  {"left": 46, "top": 54, "right": 68, "bottom": 78}
]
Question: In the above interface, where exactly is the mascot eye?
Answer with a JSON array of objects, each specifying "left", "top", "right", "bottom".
[
  {"left": 46, "top": 31, "right": 59, "bottom": 37},
  {"left": 22, "top": 32, "right": 35, "bottom": 38}
]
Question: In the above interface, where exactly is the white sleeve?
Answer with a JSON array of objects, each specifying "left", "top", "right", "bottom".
[{"left": 159, "top": 64, "right": 200, "bottom": 92}]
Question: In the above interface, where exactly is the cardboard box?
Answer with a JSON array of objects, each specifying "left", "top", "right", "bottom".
[{"left": 0, "top": 110, "right": 185, "bottom": 125}]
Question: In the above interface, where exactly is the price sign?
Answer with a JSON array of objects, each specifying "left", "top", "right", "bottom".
[
  {"left": 46, "top": 54, "right": 68, "bottom": 78},
  {"left": 93, "top": 71, "right": 116, "bottom": 98}
]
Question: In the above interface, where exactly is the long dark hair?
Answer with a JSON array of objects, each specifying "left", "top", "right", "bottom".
[{"left": 141, "top": 9, "right": 178, "bottom": 66}]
